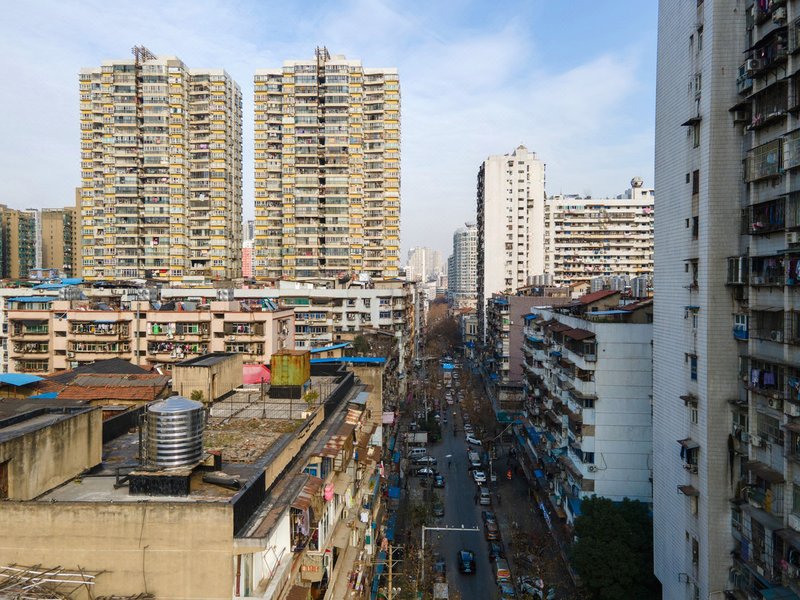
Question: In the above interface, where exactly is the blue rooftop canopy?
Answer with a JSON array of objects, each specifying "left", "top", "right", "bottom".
[
  {"left": 0, "top": 373, "right": 44, "bottom": 386},
  {"left": 523, "top": 313, "right": 539, "bottom": 321},
  {"left": 310, "top": 357, "right": 386, "bottom": 364},
  {"left": 29, "top": 392, "right": 58, "bottom": 399},
  {"left": 7, "top": 296, "right": 57, "bottom": 304},
  {"left": 309, "top": 342, "right": 352, "bottom": 354}
]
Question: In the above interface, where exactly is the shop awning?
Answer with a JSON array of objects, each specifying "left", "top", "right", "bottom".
[{"left": 745, "top": 460, "right": 785, "bottom": 484}]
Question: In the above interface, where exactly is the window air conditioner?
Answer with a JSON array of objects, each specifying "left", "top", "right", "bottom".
[
  {"left": 773, "top": 7, "right": 787, "bottom": 23},
  {"left": 789, "top": 232, "right": 800, "bottom": 245},
  {"left": 770, "top": 330, "right": 784, "bottom": 342},
  {"left": 751, "top": 435, "right": 764, "bottom": 447}
]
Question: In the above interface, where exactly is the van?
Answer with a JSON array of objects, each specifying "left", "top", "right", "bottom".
[
  {"left": 479, "top": 487, "right": 492, "bottom": 506},
  {"left": 494, "top": 558, "right": 511, "bottom": 583},
  {"left": 407, "top": 447, "right": 427, "bottom": 460}
]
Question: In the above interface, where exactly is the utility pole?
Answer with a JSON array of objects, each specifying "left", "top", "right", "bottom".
[{"left": 387, "top": 541, "right": 393, "bottom": 600}]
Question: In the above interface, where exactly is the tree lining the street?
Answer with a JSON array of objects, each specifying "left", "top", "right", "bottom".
[{"left": 570, "top": 496, "right": 660, "bottom": 600}]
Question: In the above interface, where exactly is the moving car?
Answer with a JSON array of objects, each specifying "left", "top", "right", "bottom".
[
  {"left": 417, "top": 467, "right": 436, "bottom": 477},
  {"left": 472, "top": 470, "right": 487, "bottom": 484},
  {"left": 465, "top": 435, "right": 482, "bottom": 446},
  {"left": 414, "top": 456, "right": 437, "bottom": 466},
  {"left": 434, "top": 474, "right": 445, "bottom": 488},
  {"left": 457, "top": 549, "right": 476, "bottom": 574}
]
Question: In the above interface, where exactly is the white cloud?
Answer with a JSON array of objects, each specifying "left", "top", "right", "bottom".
[{"left": 0, "top": 0, "right": 655, "bottom": 259}]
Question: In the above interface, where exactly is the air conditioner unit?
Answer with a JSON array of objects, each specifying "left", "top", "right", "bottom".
[
  {"left": 746, "top": 58, "right": 761, "bottom": 74},
  {"left": 587, "top": 465, "right": 598, "bottom": 472},
  {"left": 67, "top": 351, "right": 75, "bottom": 358},
  {"left": 227, "top": 335, "right": 236, "bottom": 341},
  {"left": 771, "top": 330, "right": 784, "bottom": 342},
  {"left": 751, "top": 435, "right": 764, "bottom": 447},
  {"left": 773, "top": 6, "right": 787, "bottom": 23},
  {"left": 789, "top": 232, "right": 800, "bottom": 245},
  {"left": 733, "top": 108, "right": 749, "bottom": 124},
  {"left": 787, "top": 404, "right": 800, "bottom": 417}
]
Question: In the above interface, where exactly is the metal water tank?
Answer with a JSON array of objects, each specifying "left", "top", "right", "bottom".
[{"left": 145, "top": 396, "right": 205, "bottom": 468}]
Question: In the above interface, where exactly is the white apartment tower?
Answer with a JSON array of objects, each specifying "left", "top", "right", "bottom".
[
  {"left": 544, "top": 179, "right": 655, "bottom": 286},
  {"left": 448, "top": 223, "right": 478, "bottom": 308},
  {"left": 655, "top": 2, "right": 752, "bottom": 598},
  {"left": 79, "top": 47, "right": 243, "bottom": 282},
  {"left": 253, "top": 48, "right": 401, "bottom": 281},
  {"left": 477, "top": 145, "right": 546, "bottom": 340},
  {"left": 406, "top": 247, "right": 442, "bottom": 282}
]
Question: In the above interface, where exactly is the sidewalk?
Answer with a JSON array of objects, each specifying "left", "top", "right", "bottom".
[{"left": 491, "top": 448, "right": 580, "bottom": 599}]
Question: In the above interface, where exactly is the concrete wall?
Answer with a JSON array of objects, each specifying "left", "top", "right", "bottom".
[
  {"left": 173, "top": 353, "right": 243, "bottom": 403},
  {"left": 263, "top": 408, "right": 326, "bottom": 492},
  {"left": 0, "top": 501, "right": 233, "bottom": 600},
  {"left": 0, "top": 408, "right": 102, "bottom": 500}
]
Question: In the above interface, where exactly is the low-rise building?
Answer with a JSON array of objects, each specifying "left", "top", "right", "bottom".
[
  {"left": 517, "top": 293, "right": 653, "bottom": 524},
  {"left": 0, "top": 360, "right": 388, "bottom": 600}
]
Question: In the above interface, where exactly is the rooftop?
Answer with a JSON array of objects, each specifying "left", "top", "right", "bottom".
[
  {"left": 0, "top": 398, "right": 92, "bottom": 444},
  {"left": 177, "top": 352, "right": 238, "bottom": 368}
]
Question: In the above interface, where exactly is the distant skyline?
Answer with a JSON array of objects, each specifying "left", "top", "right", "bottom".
[{"left": 0, "top": 0, "right": 657, "bottom": 258}]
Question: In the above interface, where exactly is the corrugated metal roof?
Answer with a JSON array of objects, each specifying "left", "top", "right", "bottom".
[
  {"left": 290, "top": 474, "right": 324, "bottom": 510},
  {"left": 320, "top": 407, "right": 362, "bottom": 458},
  {"left": 575, "top": 290, "right": 619, "bottom": 305},
  {"left": 563, "top": 328, "right": 595, "bottom": 341}
]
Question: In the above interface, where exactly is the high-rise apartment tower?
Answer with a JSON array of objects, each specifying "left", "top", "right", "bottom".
[
  {"left": 79, "top": 47, "right": 243, "bottom": 282},
  {"left": 253, "top": 48, "right": 400, "bottom": 281},
  {"left": 447, "top": 223, "right": 478, "bottom": 309},
  {"left": 477, "top": 145, "right": 546, "bottom": 341}
]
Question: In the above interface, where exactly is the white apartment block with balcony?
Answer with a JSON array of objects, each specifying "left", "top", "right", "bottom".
[
  {"left": 477, "top": 145, "right": 546, "bottom": 341},
  {"left": 544, "top": 178, "right": 654, "bottom": 286},
  {"left": 253, "top": 48, "right": 400, "bottom": 281},
  {"left": 405, "top": 247, "right": 442, "bottom": 283},
  {"left": 522, "top": 304, "right": 653, "bottom": 523},
  {"left": 79, "top": 50, "right": 243, "bottom": 282}
]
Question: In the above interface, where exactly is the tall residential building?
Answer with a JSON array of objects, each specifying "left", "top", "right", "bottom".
[
  {"left": 79, "top": 47, "right": 243, "bottom": 282},
  {"left": 244, "top": 219, "right": 255, "bottom": 242},
  {"left": 406, "top": 246, "right": 441, "bottom": 282},
  {"left": 654, "top": 2, "right": 751, "bottom": 597},
  {"left": 253, "top": 48, "right": 401, "bottom": 281},
  {"left": 544, "top": 178, "right": 655, "bottom": 286},
  {"left": 39, "top": 208, "right": 76, "bottom": 275},
  {"left": 0, "top": 205, "right": 36, "bottom": 279},
  {"left": 242, "top": 239, "right": 254, "bottom": 279},
  {"left": 447, "top": 222, "right": 478, "bottom": 308},
  {"left": 477, "top": 145, "right": 546, "bottom": 341}
]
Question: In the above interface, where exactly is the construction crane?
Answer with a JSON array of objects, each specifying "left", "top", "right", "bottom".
[{"left": 131, "top": 45, "right": 157, "bottom": 65}]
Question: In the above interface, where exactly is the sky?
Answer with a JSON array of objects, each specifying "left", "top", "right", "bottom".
[{"left": 0, "top": 0, "right": 658, "bottom": 259}]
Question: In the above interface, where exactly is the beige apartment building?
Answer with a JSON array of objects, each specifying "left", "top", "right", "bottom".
[
  {"left": 253, "top": 47, "right": 400, "bottom": 281},
  {"left": 39, "top": 207, "right": 76, "bottom": 275},
  {"left": 79, "top": 47, "right": 243, "bottom": 283},
  {"left": 0, "top": 205, "right": 36, "bottom": 280},
  {"left": 7, "top": 297, "right": 294, "bottom": 374}
]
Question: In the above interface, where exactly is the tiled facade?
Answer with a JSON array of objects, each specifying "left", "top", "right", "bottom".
[
  {"left": 79, "top": 50, "right": 243, "bottom": 282},
  {"left": 253, "top": 49, "right": 400, "bottom": 281}
]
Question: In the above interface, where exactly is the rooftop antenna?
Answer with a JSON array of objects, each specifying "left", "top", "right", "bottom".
[{"left": 131, "top": 45, "right": 157, "bottom": 65}]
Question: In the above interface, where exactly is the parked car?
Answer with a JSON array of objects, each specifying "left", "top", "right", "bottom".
[
  {"left": 488, "top": 541, "right": 505, "bottom": 561},
  {"left": 482, "top": 510, "right": 497, "bottom": 524},
  {"left": 465, "top": 435, "right": 482, "bottom": 446},
  {"left": 433, "top": 554, "right": 446, "bottom": 582},
  {"left": 434, "top": 474, "right": 445, "bottom": 488},
  {"left": 497, "top": 581, "right": 516, "bottom": 599},
  {"left": 484, "top": 520, "right": 500, "bottom": 540},
  {"left": 472, "top": 470, "right": 487, "bottom": 484},
  {"left": 494, "top": 557, "right": 511, "bottom": 583},
  {"left": 457, "top": 549, "right": 476, "bottom": 574},
  {"left": 463, "top": 423, "right": 474, "bottom": 433},
  {"left": 479, "top": 486, "right": 492, "bottom": 506},
  {"left": 433, "top": 499, "right": 445, "bottom": 517},
  {"left": 417, "top": 467, "right": 436, "bottom": 477},
  {"left": 415, "top": 456, "right": 438, "bottom": 466}
]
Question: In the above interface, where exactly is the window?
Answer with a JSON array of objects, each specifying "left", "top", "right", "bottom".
[
  {"left": 793, "top": 484, "right": 800, "bottom": 515},
  {"left": 689, "top": 355, "right": 698, "bottom": 380},
  {"left": 690, "top": 403, "right": 699, "bottom": 424},
  {"left": 583, "top": 452, "right": 595, "bottom": 464},
  {"left": 692, "top": 170, "right": 700, "bottom": 195},
  {"left": 692, "top": 123, "right": 700, "bottom": 148}
]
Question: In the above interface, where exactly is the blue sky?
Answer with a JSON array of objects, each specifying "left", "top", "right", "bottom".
[{"left": 0, "top": 0, "right": 657, "bottom": 258}]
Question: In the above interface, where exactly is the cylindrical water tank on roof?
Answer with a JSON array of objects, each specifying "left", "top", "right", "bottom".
[{"left": 145, "top": 396, "right": 205, "bottom": 468}]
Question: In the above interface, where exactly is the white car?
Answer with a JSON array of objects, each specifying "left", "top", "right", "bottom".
[
  {"left": 466, "top": 435, "right": 482, "bottom": 446},
  {"left": 472, "top": 470, "right": 487, "bottom": 484}
]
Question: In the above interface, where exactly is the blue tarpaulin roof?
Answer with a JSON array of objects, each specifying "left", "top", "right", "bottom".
[
  {"left": 7, "top": 296, "right": 57, "bottom": 304},
  {"left": 370, "top": 550, "right": 387, "bottom": 598},
  {"left": 388, "top": 486, "right": 401, "bottom": 499},
  {"left": 310, "top": 357, "right": 386, "bottom": 364},
  {"left": 568, "top": 496, "right": 583, "bottom": 517},
  {"left": 549, "top": 350, "right": 562, "bottom": 357},
  {"left": 384, "top": 513, "right": 397, "bottom": 541},
  {"left": 0, "top": 373, "right": 44, "bottom": 386},
  {"left": 441, "top": 362, "right": 455, "bottom": 370},
  {"left": 493, "top": 297, "right": 509, "bottom": 305},
  {"left": 393, "top": 451, "right": 401, "bottom": 464},
  {"left": 534, "top": 469, "right": 545, "bottom": 479},
  {"left": 526, "top": 335, "right": 543, "bottom": 343},
  {"left": 29, "top": 392, "right": 58, "bottom": 399},
  {"left": 32, "top": 283, "right": 66, "bottom": 290},
  {"left": 61, "top": 278, "right": 83, "bottom": 285},
  {"left": 309, "top": 342, "right": 352, "bottom": 354},
  {"left": 526, "top": 426, "right": 541, "bottom": 445},
  {"left": 523, "top": 313, "right": 539, "bottom": 321}
]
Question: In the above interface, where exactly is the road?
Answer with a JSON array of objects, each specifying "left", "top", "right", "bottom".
[{"left": 424, "top": 402, "right": 499, "bottom": 600}]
